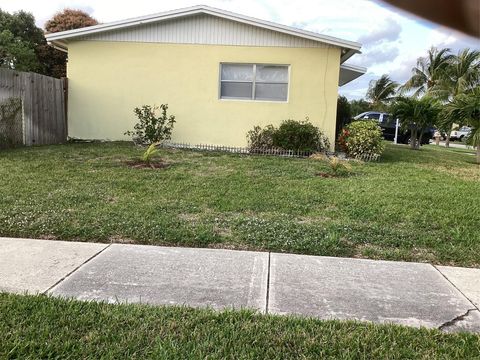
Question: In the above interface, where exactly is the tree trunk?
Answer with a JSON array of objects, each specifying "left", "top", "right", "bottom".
[
  {"left": 418, "top": 132, "right": 424, "bottom": 150},
  {"left": 445, "top": 133, "right": 451, "bottom": 148},
  {"left": 477, "top": 145, "right": 480, "bottom": 164},
  {"left": 410, "top": 129, "right": 417, "bottom": 150}
]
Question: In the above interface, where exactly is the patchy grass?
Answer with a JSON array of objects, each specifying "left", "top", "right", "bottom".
[
  {"left": 0, "top": 142, "right": 478, "bottom": 266},
  {"left": 1, "top": 293, "right": 479, "bottom": 359}
]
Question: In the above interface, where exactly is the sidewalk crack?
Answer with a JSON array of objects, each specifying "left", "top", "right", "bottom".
[{"left": 438, "top": 309, "right": 478, "bottom": 331}]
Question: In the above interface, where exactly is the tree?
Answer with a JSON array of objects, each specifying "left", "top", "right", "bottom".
[
  {"left": 445, "top": 49, "right": 480, "bottom": 96},
  {"left": 402, "top": 47, "right": 453, "bottom": 97},
  {"left": 336, "top": 95, "right": 352, "bottom": 139},
  {"left": 0, "top": 29, "right": 39, "bottom": 71},
  {"left": 422, "top": 49, "right": 480, "bottom": 147},
  {"left": 45, "top": 9, "right": 98, "bottom": 33},
  {"left": 0, "top": 8, "right": 97, "bottom": 78},
  {"left": 42, "top": 9, "right": 98, "bottom": 78},
  {"left": 391, "top": 96, "right": 439, "bottom": 150},
  {"left": 35, "top": 43, "right": 68, "bottom": 78},
  {"left": 0, "top": 9, "right": 43, "bottom": 71},
  {"left": 366, "top": 74, "right": 398, "bottom": 111},
  {"left": 445, "top": 88, "right": 480, "bottom": 163},
  {"left": 349, "top": 98, "right": 371, "bottom": 117},
  {"left": 0, "top": 9, "right": 44, "bottom": 46},
  {"left": 434, "top": 48, "right": 480, "bottom": 147}
]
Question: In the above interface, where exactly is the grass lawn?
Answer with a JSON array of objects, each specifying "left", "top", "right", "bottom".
[
  {"left": 0, "top": 142, "right": 478, "bottom": 266},
  {"left": 1, "top": 293, "right": 479, "bottom": 359}
]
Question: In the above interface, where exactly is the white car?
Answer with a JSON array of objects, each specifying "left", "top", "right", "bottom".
[{"left": 450, "top": 126, "right": 471, "bottom": 141}]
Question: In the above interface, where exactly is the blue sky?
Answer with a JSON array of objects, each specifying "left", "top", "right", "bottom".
[{"left": 3, "top": 0, "right": 479, "bottom": 99}]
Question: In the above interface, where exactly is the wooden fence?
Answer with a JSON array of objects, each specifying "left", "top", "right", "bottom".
[{"left": 0, "top": 68, "right": 67, "bottom": 146}]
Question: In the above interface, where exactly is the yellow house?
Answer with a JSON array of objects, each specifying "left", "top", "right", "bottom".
[{"left": 46, "top": 5, "right": 365, "bottom": 150}]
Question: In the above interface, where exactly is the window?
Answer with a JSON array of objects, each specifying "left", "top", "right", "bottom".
[
  {"left": 363, "top": 113, "right": 380, "bottom": 120},
  {"left": 220, "top": 63, "right": 289, "bottom": 101}
]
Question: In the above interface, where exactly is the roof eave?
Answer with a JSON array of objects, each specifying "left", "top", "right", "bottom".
[
  {"left": 48, "top": 40, "right": 68, "bottom": 53},
  {"left": 45, "top": 5, "right": 362, "bottom": 52},
  {"left": 339, "top": 63, "right": 367, "bottom": 86}
]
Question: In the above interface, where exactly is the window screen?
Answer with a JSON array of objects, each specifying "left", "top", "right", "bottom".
[{"left": 220, "top": 64, "right": 289, "bottom": 101}]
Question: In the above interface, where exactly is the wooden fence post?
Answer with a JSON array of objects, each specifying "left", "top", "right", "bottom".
[{"left": 62, "top": 77, "right": 68, "bottom": 140}]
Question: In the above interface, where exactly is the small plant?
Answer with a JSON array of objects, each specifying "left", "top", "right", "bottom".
[
  {"left": 141, "top": 142, "right": 160, "bottom": 166},
  {"left": 311, "top": 153, "right": 353, "bottom": 178},
  {"left": 246, "top": 125, "right": 276, "bottom": 150},
  {"left": 338, "top": 120, "right": 384, "bottom": 160},
  {"left": 125, "top": 104, "right": 176, "bottom": 144},
  {"left": 328, "top": 156, "right": 352, "bottom": 175}
]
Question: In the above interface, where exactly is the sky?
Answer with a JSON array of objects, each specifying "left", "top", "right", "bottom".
[{"left": 2, "top": 0, "right": 479, "bottom": 99}]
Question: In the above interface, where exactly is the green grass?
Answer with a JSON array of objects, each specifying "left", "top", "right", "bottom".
[
  {"left": 1, "top": 293, "right": 479, "bottom": 359},
  {"left": 0, "top": 142, "right": 479, "bottom": 266}
]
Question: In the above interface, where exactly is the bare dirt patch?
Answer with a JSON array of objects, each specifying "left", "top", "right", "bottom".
[
  {"left": 178, "top": 213, "right": 201, "bottom": 223},
  {"left": 316, "top": 172, "right": 335, "bottom": 178},
  {"left": 416, "top": 163, "right": 480, "bottom": 181}
]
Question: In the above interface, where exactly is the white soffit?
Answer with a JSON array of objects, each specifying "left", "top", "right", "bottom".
[{"left": 339, "top": 63, "right": 367, "bottom": 86}]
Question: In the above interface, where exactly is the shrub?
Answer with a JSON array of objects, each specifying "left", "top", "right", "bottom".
[
  {"left": 327, "top": 156, "right": 352, "bottom": 175},
  {"left": 125, "top": 104, "right": 175, "bottom": 144},
  {"left": 273, "top": 119, "right": 330, "bottom": 153},
  {"left": 247, "top": 119, "right": 330, "bottom": 153},
  {"left": 338, "top": 120, "right": 384, "bottom": 160},
  {"left": 246, "top": 125, "right": 277, "bottom": 150}
]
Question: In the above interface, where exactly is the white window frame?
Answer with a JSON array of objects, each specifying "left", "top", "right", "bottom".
[{"left": 219, "top": 63, "right": 290, "bottom": 103}]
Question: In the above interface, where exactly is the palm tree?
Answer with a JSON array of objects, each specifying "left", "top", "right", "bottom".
[
  {"left": 435, "top": 49, "right": 480, "bottom": 146},
  {"left": 402, "top": 47, "right": 453, "bottom": 97},
  {"left": 366, "top": 74, "right": 398, "bottom": 110},
  {"left": 445, "top": 88, "right": 480, "bottom": 163},
  {"left": 391, "top": 96, "right": 440, "bottom": 149},
  {"left": 448, "top": 49, "right": 480, "bottom": 96}
]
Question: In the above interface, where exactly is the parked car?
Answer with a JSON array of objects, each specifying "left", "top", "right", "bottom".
[
  {"left": 353, "top": 111, "right": 434, "bottom": 145},
  {"left": 449, "top": 126, "right": 471, "bottom": 141}
]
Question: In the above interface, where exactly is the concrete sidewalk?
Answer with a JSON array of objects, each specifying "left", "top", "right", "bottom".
[{"left": 1, "top": 237, "right": 479, "bottom": 333}]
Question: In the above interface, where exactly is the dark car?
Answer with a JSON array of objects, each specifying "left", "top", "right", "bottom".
[{"left": 353, "top": 111, "right": 434, "bottom": 145}]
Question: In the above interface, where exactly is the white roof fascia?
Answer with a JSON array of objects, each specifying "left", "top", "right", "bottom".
[{"left": 45, "top": 5, "right": 362, "bottom": 53}]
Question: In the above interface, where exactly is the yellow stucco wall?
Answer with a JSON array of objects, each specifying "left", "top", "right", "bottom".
[{"left": 67, "top": 41, "right": 341, "bottom": 149}]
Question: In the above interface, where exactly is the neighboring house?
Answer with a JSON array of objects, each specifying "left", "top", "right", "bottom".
[{"left": 46, "top": 5, "right": 365, "bottom": 150}]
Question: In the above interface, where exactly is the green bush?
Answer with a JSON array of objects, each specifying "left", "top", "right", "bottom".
[
  {"left": 338, "top": 120, "right": 385, "bottom": 160},
  {"left": 246, "top": 125, "right": 277, "bottom": 149},
  {"left": 273, "top": 119, "right": 330, "bottom": 152},
  {"left": 125, "top": 104, "right": 175, "bottom": 144},
  {"left": 246, "top": 119, "right": 330, "bottom": 153}
]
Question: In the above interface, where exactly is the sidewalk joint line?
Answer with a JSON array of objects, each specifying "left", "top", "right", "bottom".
[
  {"left": 432, "top": 265, "right": 479, "bottom": 311},
  {"left": 43, "top": 243, "right": 112, "bottom": 294},
  {"left": 265, "top": 252, "right": 271, "bottom": 314}
]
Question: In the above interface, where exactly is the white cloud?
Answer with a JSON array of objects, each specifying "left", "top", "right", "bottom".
[{"left": 357, "top": 19, "right": 402, "bottom": 45}]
